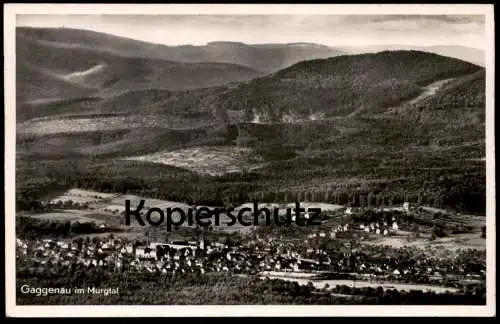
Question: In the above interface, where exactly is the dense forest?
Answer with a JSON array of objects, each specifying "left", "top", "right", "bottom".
[
  {"left": 218, "top": 51, "right": 483, "bottom": 121},
  {"left": 16, "top": 216, "right": 123, "bottom": 239}
]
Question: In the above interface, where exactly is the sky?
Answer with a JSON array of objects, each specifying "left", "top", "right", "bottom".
[{"left": 16, "top": 14, "right": 486, "bottom": 49}]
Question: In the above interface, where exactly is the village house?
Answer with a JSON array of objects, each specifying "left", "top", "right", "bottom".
[{"left": 392, "top": 221, "right": 399, "bottom": 230}]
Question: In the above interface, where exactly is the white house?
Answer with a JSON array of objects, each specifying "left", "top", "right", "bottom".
[{"left": 403, "top": 202, "right": 410, "bottom": 212}]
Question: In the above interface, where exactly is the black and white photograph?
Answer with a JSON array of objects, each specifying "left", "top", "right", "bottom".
[{"left": 4, "top": 4, "right": 495, "bottom": 317}]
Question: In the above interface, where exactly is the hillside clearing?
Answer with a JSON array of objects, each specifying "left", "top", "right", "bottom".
[{"left": 122, "top": 146, "right": 267, "bottom": 176}]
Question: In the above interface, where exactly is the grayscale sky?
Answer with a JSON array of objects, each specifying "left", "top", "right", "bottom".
[{"left": 16, "top": 14, "right": 486, "bottom": 49}]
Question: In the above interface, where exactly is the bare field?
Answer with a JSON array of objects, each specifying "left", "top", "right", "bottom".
[
  {"left": 66, "top": 188, "right": 117, "bottom": 199},
  {"left": 24, "top": 210, "right": 107, "bottom": 224},
  {"left": 122, "top": 146, "right": 267, "bottom": 176},
  {"left": 43, "top": 189, "right": 256, "bottom": 234},
  {"left": 362, "top": 230, "right": 486, "bottom": 251},
  {"left": 16, "top": 115, "right": 217, "bottom": 136},
  {"left": 108, "top": 195, "right": 191, "bottom": 210},
  {"left": 49, "top": 188, "right": 119, "bottom": 205}
]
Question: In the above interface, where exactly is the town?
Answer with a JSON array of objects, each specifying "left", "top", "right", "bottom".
[{"left": 16, "top": 202, "right": 486, "bottom": 297}]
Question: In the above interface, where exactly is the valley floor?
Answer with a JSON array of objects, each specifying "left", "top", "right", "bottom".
[{"left": 15, "top": 188, "right": 487, "bottom": 305}]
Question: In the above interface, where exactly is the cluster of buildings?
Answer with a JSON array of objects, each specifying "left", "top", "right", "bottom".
[
  {"left": 304, "top": 219, "right": 399, "bottom": 241},
  {"left": 16, "top": 229, "right": 485, "bottom": 287},
  {"left": 16, "top": 199, "right": 485, "bottom": 290},
  {"left": 358, "top": 221, "right": 398, "bottom": 235}
]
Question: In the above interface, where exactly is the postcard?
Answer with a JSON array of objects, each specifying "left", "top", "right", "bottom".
[{"left": 4, "top": 3, "right": 495, "bottom": 317}]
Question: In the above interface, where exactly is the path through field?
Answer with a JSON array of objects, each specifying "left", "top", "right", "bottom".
[{"left": 406, "top": 77, "right": 456, "bottom": 105}]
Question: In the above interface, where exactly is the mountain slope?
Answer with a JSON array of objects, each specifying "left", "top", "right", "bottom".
[
  {"left": 193, "top": 41, "right": 346, "bottom": 73},
  {"left": 414, "top": 70, "right": 486, "bottom": 111},
  {"left": 341, "top": 45, "right": 484, "bottom": 67},
  {"left": 16, "top": 85, "right": 230, "bottom": 122},
  {"left": 218, "top": 50, "right": 484, "bottom": 123},
  {"left": 16, "top": 32, "right": 263, "bottom": 103},
  {"left": 15, "top": 32, "right": 487, "bottom": 215},
  {"left": 17, "top": 27, "right": 346, "bottom": 73},
  {"left": 16, "top": 62, "right": 95, "bottom": 103},
  {"left": 388, "top": 70, "right": 486, "bottom": 129}
]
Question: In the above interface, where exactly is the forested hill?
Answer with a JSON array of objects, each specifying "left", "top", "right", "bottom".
[
  {"left": 218, "top": 50, "right": 483, "bottom": 123},
  {"left": 16, "top": 27, "right": 346, "bottom": 73},
  {"left": 16, "top": 32, "right": 263, "bottom": 104}
]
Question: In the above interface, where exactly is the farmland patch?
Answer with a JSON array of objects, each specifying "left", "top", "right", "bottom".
[{"left": 122, "top": 146, "right": 267, "bottom": 176}]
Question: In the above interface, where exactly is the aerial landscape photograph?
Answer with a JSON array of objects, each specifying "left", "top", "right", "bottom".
[{"left": 8, "top": 8, "right": 493, "bottom": 311}]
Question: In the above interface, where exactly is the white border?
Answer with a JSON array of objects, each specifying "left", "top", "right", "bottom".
[{"left": 4, "top": 4, "right": 496, "bottom": 317}]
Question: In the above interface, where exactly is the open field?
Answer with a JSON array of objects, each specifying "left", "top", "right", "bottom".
[
  {"left": 17, "top": 115, "right": 219, "bottom": 136},
  {"left": 21, "top": 188, "right": 263, "bottom": 234},
  {"left": 106, "top": 194, "right": 192, "bottom": 210},
  {"left": 22, "top": 210, "right": 106, "bottom": 225},
  {"left": 363, "top": 232, "right": 486, "bottom": 251},
  {"left": 123, "top": 146, "right": 267, "bottom": 176},
  {"left": 48, "top": 189, "right": 118, "bottom": 204},
  {"left": 259, "top": 275, "right": 460, "bottom": 294},
  {"left": 65, "top": 188, "right": 117, "bottom": 199}
]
